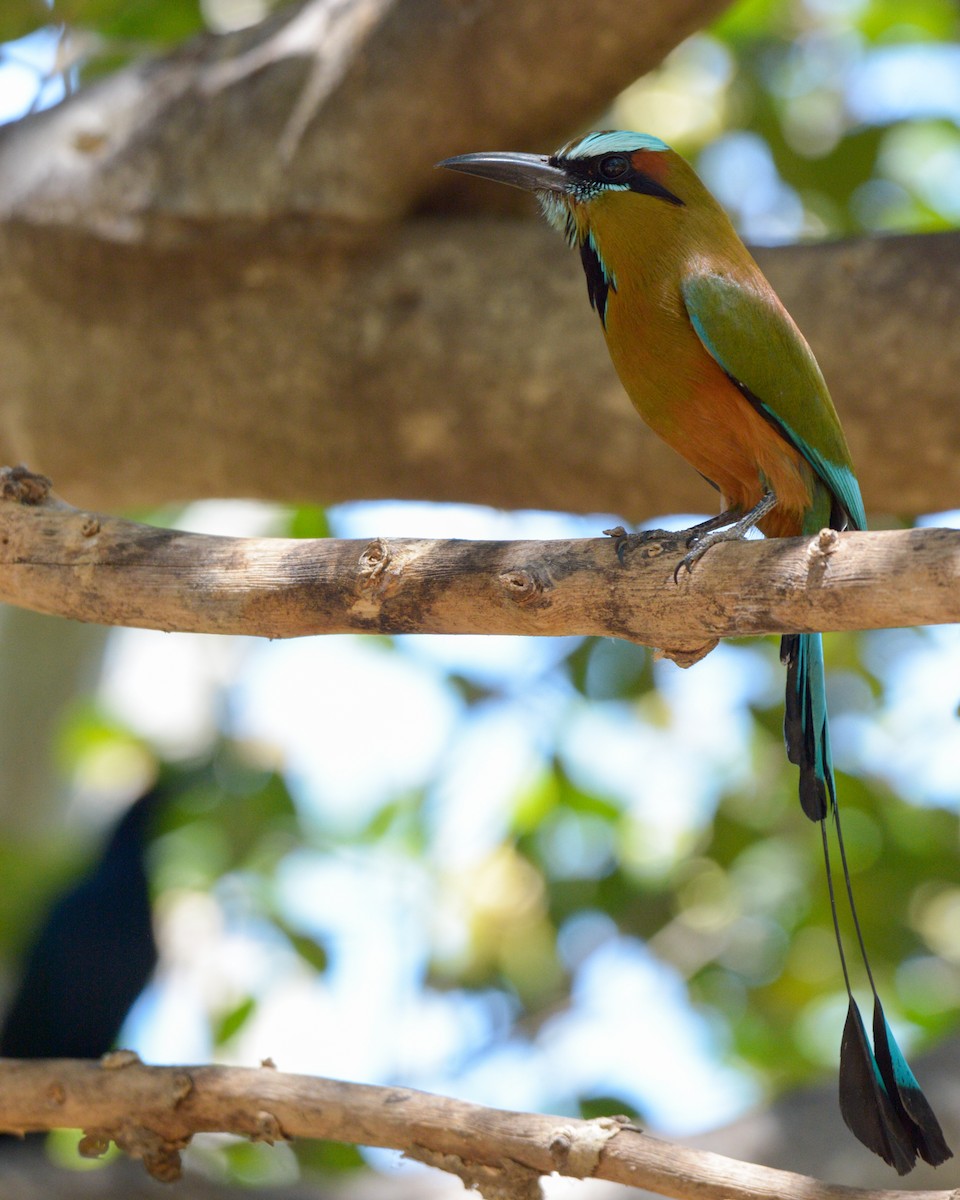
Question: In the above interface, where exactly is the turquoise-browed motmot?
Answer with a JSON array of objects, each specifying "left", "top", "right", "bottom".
[{"left": 439, "top": 131, "right": 951, "bottom": 1173}]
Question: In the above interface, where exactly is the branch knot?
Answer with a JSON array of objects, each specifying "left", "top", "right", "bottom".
[
  {"left": 0, "top": 465, "right": 52, "bottom": 506},
  {"left": 549, "top": 1117, "right": 625, "bottom": 1177},
  {"left": 357, "top": 537, "right": 405, "bottom": 598},
  {"left": 499, "top": 566, "right": 549, "bottom": 607}
]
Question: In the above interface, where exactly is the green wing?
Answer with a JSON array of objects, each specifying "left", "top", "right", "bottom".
[{"left": 682, "top": 271, "right": 865, "bottom": 531}]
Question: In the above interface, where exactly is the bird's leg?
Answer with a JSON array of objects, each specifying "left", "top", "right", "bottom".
[
  {"left": 675, "top": 488, "right": 777, "bottom": 578},
  {"left": 605, "top": 507, "right": 743, "bottom": 565}
]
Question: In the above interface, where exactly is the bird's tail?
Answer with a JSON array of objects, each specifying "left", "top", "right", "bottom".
[{"left": 781, "top": 632, "right": 951, "bottom": 1174}]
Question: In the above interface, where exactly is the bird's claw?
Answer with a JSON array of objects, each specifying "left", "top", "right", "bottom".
[
  {"left": 674, "top": 539, "right": 708, "bottom": 580},
  {"left": 672, "top": 528, "right": 732, "bottom": 581}
]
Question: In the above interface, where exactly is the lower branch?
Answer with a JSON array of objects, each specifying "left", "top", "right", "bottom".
[
  {"left": 0, "top": 1055, "right": 951, "bottom": 1200},
  {"left": 2, "top": 467, "right": 959, "bottom": 666}
]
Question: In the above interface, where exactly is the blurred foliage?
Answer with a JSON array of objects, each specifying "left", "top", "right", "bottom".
[
  {"left": 0, "top": 0, "right": 205, "bottom": 59},
  {"left": 0, "top": 0, "right": 290, "bottom": 92},
  {"left": 51, "top": 0, "right": 204, "bottom": 43},
  {"left": 0, "top": 2, "right": 51, "bottom": 44},
  {"left": 1, "top": 0, "right": 960, "bottom": 1190},
  {"left": 617, "top": 0, "right": 960, "bottom": 238}
]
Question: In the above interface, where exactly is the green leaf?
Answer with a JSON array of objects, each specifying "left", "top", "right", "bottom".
[
  {"left": 564, "top": 638, "right": 653, "bottom": 700},
  {"left": 213, "top": 995, "right": 257, "bottom": 1045},
  {"left": 283, "top": 928, "right": 329, "bottom": 974}
]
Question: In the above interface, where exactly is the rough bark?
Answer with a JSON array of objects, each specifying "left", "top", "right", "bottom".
[
  {"left": 2, "top": 472, "right": 959, "bottom": 663},
  {"left": 1, "top": 221, "right": 959, "bottom": 517}
]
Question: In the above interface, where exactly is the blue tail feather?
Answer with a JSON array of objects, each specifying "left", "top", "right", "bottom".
[
  {"left": 782, "top": 629, "right": 952, "bottom": 1171},
  {"left": 781, "top": 631, "right": 833, "bottom": 821}
]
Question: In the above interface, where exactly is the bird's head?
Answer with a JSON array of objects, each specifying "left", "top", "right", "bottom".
[
  {"left": 439, "top": 131, "right": 710, "bottom": 324},
  {"left": 439, "top": 131, "right": 687, "bottom": 239}
]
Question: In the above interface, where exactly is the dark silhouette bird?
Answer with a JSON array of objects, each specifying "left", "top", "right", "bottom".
[{"left": 1, "top": 786, "right": 159, "bottom": 1060}]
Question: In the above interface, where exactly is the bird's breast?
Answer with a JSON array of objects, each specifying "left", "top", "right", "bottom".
[{"left": 601, "top": 277, "right": 816, "bottom": 536}]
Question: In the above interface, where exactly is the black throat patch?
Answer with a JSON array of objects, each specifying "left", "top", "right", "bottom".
[{"left": 579, "top": 237, "right": 612, "bottom": 326}]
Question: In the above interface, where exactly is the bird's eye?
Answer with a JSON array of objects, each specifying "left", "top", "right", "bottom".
[{"left": 598, "top": 154, "right": 630, "bottom": 181}]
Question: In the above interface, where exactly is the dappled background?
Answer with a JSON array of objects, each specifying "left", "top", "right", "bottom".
[{"left": 1, "top": 0, "right": 960, "bottom": 1192}]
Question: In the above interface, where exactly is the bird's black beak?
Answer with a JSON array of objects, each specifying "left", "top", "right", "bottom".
[{"left": 437, "top": 151, "right": 568, "bottom": 194}]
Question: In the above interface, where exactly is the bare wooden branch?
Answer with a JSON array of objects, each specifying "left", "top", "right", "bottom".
[
  {"left": 0, "top": 1055, "right": 953, "bottom": 1200},
  {"left": 2, "top": 471, "right": 958, "bottom": 664}
]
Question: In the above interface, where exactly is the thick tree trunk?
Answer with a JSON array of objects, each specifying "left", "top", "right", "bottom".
[{"left": 1, "top": 221, "right": 958, "bottom": 518}]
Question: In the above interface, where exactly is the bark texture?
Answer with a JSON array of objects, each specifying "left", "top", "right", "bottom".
[
  {"left": 2, "top": 474, "right": 959, "bottom": 663},
  {"left": 1, "top": 222, "right": 959, "bottom": 517}
]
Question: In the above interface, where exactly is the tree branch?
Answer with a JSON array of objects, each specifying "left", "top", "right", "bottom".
[
  {"left": 0, "top": 0, "right": 732, "bottom": 236},
  {"left": 2, "top": 469, "right": 958, "bottom": 665},
  {"left": 0, "top": 1054, "right": 953, "bottom": 1200},
  {"left": 2, "top": 221, "right": 960, "bottom": 517}
]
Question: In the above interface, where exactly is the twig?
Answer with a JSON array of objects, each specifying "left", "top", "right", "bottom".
[
  {"left": 0, "top": 1055, "right": 952, "bottom": 1200},
  {"left": 1, "top": 468, "right": 958, "bottom": 667}
]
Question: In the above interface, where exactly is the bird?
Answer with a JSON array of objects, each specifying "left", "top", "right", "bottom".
[
  {"left": 438, "top": 131, "right": 952, "bottom": 1173},
  {"left": 0, "top": 786, "right": 159, "bottom": 1061}
]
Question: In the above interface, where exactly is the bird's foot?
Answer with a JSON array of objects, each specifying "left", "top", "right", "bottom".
[
  {"left": 674, "top": 525, "right": 742, "bottom": 579},
  {"left": 604, "top": 507, "right": 750, "bottom": 568},
  {"left": 674, "top": 489, "right": 777, "bottom": 581},
  {"left": 607, "top": 492, "right": 777, "bottom": 580}
]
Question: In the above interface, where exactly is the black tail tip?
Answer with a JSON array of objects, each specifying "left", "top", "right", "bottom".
[{"left": 839, "top": 997, "right": 953, "bottom": 1173}]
